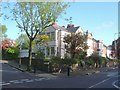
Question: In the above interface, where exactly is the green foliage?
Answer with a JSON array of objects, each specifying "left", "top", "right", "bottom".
[
  {"left": 16, "top": 34, "right": 29, "bottom": 49},
  {"left": 4, "top": 47, "right": 19, "bottom": 59},
  {"left": 35, "top": 51, "right": 45, "bottom": 60},
  {"left": 36, "top": 35, "right": 49, "bottom": 46},
  {"left": 6, "top": 48, "right": 15, "bottom": 54},
  {"left": 90, "top": 53, "right": 101, "bottom": 62},
  {"left": 5, "top": 2, "right": 69, "bottom": 71},
  {"left": 50, "top": 56, "right": 62, "bottom": 64},
  {"left": 0, "top": 25, "right": 7, "bottom": 39},
  {"left": 75, "top": 51, "right": 87, "bottom": 63},
  {"left": 85, "top": 59, "right": 94, "bottom": 66},
  {"left": 62, "top": 57, "right": 77, "bottom": 65}
]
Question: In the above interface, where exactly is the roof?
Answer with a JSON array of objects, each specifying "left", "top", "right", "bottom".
[
  {"left": 52, "top": 25, "right": 66, "bottom": 31},
  {"left": 67, "top": 26, "right": 80, "bottom": 33}
]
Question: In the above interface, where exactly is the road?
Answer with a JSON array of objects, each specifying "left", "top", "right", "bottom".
[{"left": 1, "top": 63, "right": 120, "bottom": 89}]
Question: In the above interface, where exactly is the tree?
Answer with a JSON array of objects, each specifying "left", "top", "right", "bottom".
[
  {"left": 2, "top": 38, "right": 18, "bottom": 59},
  {"left": 16, "top": 34, "right": 29, "bottom": 49},
  {"left": 5, "top": 2, "right": 68, "bottom": 71},
  {"left": 2, "top": 39, "right": 15, "bottom": 50},
  {"left": 89, "top": 53, "right": 101, "bottom": 68},
  {"left": 0, "top": 25, "right": 7, "bottom": 39},
  {"left": 63, "top": 32, "right": 88, "bottom": 59}
]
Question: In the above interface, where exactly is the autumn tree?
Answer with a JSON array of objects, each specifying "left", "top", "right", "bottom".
[
  {"left": 2, "top": 39, "right": 15, "bottom": 50},
  {"left": 1, "top": 38, "right": 19, "bottom": 59},
  {"left": 63, "top": 32, "right": 88, "bottom": 59},
  {"left": 5, "top": 2, "right": 68, "bottom": 71}
]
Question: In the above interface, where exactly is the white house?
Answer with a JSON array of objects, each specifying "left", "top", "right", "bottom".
[
  {"left": 36, "top": 23, "right": 107, "bottom": 58},
  {"left": 36, "top": 23, "right": 84, "bottom": 58},
  {"left": 107, "top": 45, "right": 113, "bottom": 59}
]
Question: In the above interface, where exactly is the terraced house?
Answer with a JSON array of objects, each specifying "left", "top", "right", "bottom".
[{"left": 35, "top": 23, "right": 107, "bottom": 58}]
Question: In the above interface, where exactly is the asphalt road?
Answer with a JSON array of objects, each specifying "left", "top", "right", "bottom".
[{"left": 1, "top": 63, "right": 120, "bottom": 89}]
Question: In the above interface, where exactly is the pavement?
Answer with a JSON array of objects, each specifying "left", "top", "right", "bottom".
[{"left": 1, "top": 60, "right": 118, "bottom": 78}]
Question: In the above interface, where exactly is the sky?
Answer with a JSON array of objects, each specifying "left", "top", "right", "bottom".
[{"left": 1, "top": 1, "right": 118, "bottom": 46}]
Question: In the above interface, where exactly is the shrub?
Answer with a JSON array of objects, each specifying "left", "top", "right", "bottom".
[
  {"left": 49, "top": 56, "right": 62, "bottom": 72},
  {"left": 3, "top": 46, "right": 19, "bottom": 60},
  {"left": 35, "top": 51, "right": 45, "bottom": 60},
  {"left": 62, "top": 57, "right": 77, "bottom": 66}
]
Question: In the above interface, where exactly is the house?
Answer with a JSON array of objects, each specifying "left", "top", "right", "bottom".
[
  {"left": 85, "top": 30, "right": 107, "bottom": 58},
  {"left": 36, "top": 23, "right": 107, "bottom": 58},
  {"left": 36, "top": 23, "right": 84, "bottom": 58},
  {"left": 102, "top": 44, "right": 107, "bottom": 58},
  {"left": 86, "top": 30, "right": 94, "bottom": 56},
  {"left": 107, "top": 45, "right": 113, "bottom": 59},
  {"left": 112, "top": 37, "right": 120, "bottom": 59}
]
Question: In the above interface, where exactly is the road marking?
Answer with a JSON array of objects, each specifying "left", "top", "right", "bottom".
[
  {"left": 112, "top": 80, "right": 120, "bottom": 89},
  {"left": 34, "top": 78, "right": 45, "bottom": 81},
  {"left": 9, "top": 80, "right": 19, "bottom": 83},
  {"left": 1, "top": 77, "right": 57, "bottom": 86},
  {"left": 88, "top": 78, "right": 110, "bottom": 88},
  {"left": 21, "top": 79, "right": 29, "bottom": 82},
  {"left": 12, "top": 81, "right": 23, "bottom": 84},
  {"left": 0, "top": 82, "right": 10, "bottom": 86},
  {"left": 25, "top": 80, "right": 34, "bottom": 82}
]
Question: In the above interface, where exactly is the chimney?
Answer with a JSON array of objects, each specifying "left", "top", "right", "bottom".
[{"left": 67, "top": 24, "right": 74, "bottom": 28}]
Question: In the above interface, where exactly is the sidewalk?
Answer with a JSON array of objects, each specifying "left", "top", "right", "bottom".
[
  {"left": 52, "top": 66, "right": 118, "bottom": 78},
  {"left": 1, "top": 60, "right": 118, "bottom": 78}
]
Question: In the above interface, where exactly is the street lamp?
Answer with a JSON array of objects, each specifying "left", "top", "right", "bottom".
[{"left": 114, "top": 32, "right": 120, "bottom": 60}]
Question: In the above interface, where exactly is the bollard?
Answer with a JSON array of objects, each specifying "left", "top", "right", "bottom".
[{"left": 67, "top": 66, "right": 70, "bottom": 77}]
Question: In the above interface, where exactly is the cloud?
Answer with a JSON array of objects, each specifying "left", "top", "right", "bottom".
[{"left": 95, "top": 21, "right": 114, "bottom": 30}]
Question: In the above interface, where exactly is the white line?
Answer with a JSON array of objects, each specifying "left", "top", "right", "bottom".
[
  {"left": 25, "top": 80, "right": 34, "bottom": 82},
  {"left": 9, "top": 80, "right": 19, "bottom": 83},
  {"left": 12, "top": 81, "right": 23, "bottom": 84},
  {"left": 0, "top": 83, "right": 10, "bottom": 86},
  {"left": 88, "top": 78, "right": 110, "bottom": 88},
  {"left": 112, "top": 80, "right": 120, "bottom": 89},
  {"left": 34, "top": 78, "right": 45, "bottom": 81},
  {"left": 21, "top": 79, "right": 29, "bottom": 82}
]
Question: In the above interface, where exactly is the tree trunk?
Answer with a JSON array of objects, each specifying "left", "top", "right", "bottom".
[{"left": 26, "top": 39, "right": 33, "bottom": 71}]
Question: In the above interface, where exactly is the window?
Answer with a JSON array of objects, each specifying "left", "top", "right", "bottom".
[
  {"left": 51, "top": 32, "right": 55, "bottom": 41},
  {"left": 51, "top": 47, "right": 55, "bottom": 55}
]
